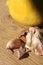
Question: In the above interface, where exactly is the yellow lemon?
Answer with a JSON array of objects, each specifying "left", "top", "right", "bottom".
[{"left": 6, "top": 0, "right": 42, "bottom": 26}]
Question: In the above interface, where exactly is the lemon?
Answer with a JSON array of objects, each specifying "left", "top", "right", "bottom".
[{"left": 6, "top": 0, "right": 42, "bottom": 26}]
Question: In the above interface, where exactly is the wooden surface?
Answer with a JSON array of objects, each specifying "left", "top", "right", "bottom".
[{"left": 0, "top": 0, "right": 43, "bottom": 65}]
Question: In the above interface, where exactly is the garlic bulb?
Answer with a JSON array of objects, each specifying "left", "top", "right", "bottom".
[{"left": 25, "top": 27, "right": 43, "bottom": 55}]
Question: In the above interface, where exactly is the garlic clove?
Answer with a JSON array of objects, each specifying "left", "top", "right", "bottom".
[
  {"left": 32, "top": 28, "right": 43, "bottom": 55},
  {"left": 6, "top": 38, "right": 25, "bottom": 54},
  {"left": 6, "top": 39, "right": 14, "bottom": 49},
  {"left": 19, "top": 36, "right": 26, "bottom": 43},
  {"left": 18, "top": 28, "right": 28, "bottom": 38},
  {"left": 25, "top": 27, "right": 36, "bottom": 50},
  {"left": 6, "top": 39, "right": 22, "bottom": 52},
  {"left": 17, "top": 47, "right": 26, "bottom": 59},
  {"left": 35, "top": 42, "right": 43, "bottom": 55},
  {"left": 25, "top": 32, "right": 32, "bottom": 49}
]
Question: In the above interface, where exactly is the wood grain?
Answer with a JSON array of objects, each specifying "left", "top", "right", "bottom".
[{"left": 0, "top": 0, "right": 43, "bottom": 65}]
